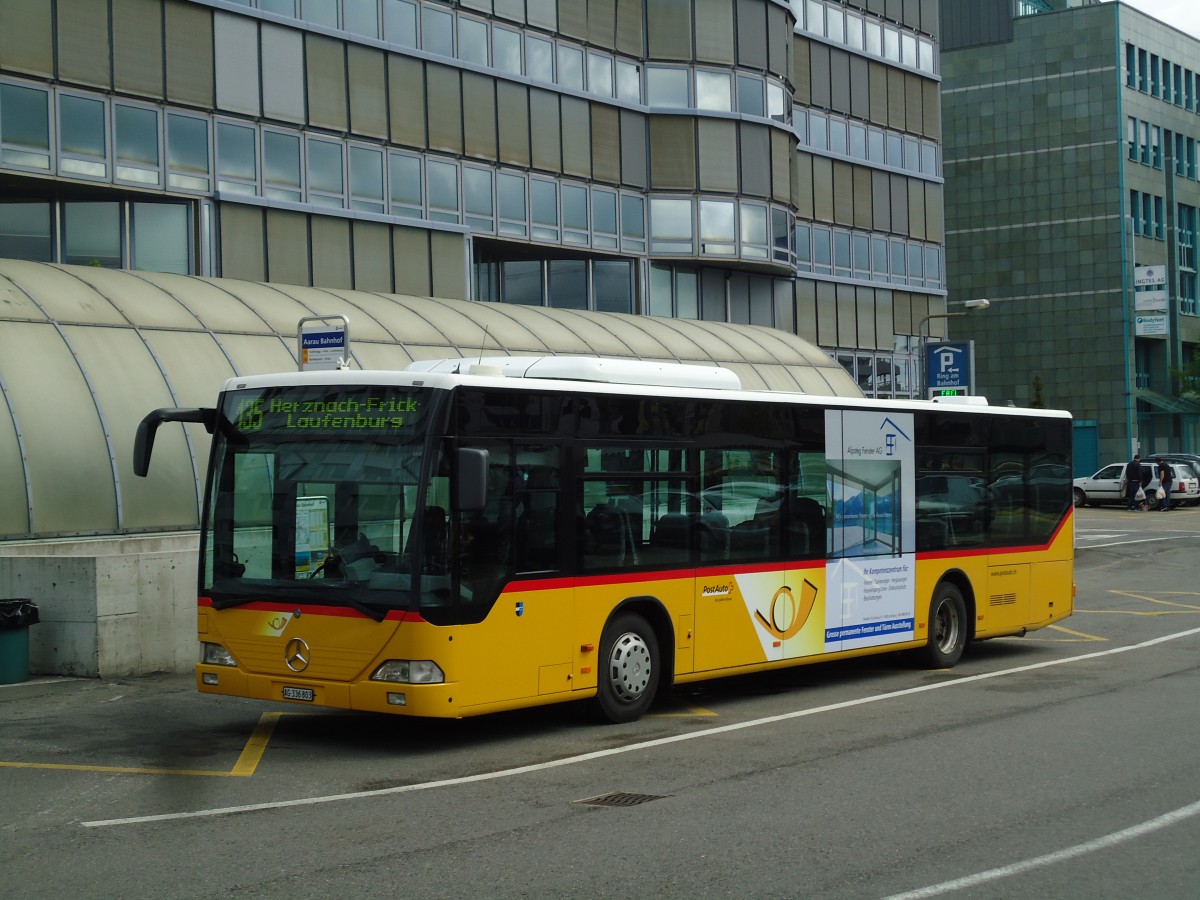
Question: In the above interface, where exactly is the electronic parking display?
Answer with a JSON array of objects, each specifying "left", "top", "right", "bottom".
[{"left": 224, "top": 385, "right": 428, "bottom": 438}]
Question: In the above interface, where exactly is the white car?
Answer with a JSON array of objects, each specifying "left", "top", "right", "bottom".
[{"left": 1073, "top": 461, "right": 1199, "bottom": 509}]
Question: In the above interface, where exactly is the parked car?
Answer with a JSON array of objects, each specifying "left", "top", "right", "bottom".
[{"left": 1073, "top": 460, "right": 1200, "bottom": 509}]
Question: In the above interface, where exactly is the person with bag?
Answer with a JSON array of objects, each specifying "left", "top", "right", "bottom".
[
  {"left": 1123, "top": 453, "right": 1143, "bottom": 510},
  {"left": 1156, "top": 456, "right": 1175, "bottom": 511}
]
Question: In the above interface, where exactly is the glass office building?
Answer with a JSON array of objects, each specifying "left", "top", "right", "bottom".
[
  {"left": 0, "top": 0, "right": 945, "bottom": 398},
  {"left": 941, "top": 0, "right": 1200, "bottom": 468}
]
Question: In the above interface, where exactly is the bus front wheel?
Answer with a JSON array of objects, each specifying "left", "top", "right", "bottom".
[
  {"left": 921, "top": 583, "right": 967, "bottom": 668},
  {"left": 593, "top": 612, "right": 660, "bottom": 724}
]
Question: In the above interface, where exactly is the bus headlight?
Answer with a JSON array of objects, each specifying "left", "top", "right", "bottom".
[
  {"left": 201, "top": 642, "right": 238, "bottom": 666},
  {"left": 371, "top": 660, "right": 445, "bottom": 684}
]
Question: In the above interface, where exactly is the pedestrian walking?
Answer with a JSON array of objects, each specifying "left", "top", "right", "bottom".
[
  {"left": 1156, "top": 456, "right": 1175, "bottom": 511},
  {"left": 1123, "top": 453, "right": 1143, "bottom": 510}
]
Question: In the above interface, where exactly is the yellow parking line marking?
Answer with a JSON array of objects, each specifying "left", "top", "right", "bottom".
[
  {"left": 0, "top": 712, "right": 287, "bottom": 778},
  {"left": 1045, "top": 624, "right": 1107, "bottom": 641},
  {"left": 649, "top": 704, "right": 719, "bottom": 718},
  {"left": 229, "top": 712, "right": 285, "bottom": 776}
]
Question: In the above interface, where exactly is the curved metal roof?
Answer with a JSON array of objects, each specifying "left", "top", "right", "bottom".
[{"left": 0, "top": 260, "right": 860, "bottom": 539}]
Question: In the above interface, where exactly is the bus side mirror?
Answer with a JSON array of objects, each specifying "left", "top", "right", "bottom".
[
  {"left": 133, "top": 408, "right": 216, "bottom": 476},
  {"left": 455, "top": 448, "right": 489, "bottom": 512}
]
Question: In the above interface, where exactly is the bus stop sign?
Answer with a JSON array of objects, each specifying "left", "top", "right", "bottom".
[{"left": 298, "top": 315, "right": 350, "bottom": 371}]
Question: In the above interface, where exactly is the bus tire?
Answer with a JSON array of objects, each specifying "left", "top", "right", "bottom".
[
  {"left": 921, "top": 582, "right": 967, "bottom": 668},
  {"left": 593, "top": 612, "right": 660, "bottom": 724}
]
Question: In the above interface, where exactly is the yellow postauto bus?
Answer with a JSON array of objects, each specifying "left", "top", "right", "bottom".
[{"left": 134, "top": 356, "right": 1074, "bottom": 723}]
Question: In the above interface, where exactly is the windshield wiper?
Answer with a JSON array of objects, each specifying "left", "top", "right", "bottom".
[{"left": 209, "top": 581, "right": 387, "bottom": 621}]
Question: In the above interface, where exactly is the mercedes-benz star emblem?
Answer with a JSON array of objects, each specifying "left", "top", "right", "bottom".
[{"left": 284, "top": 637, "right": 311, "bottom": 672}]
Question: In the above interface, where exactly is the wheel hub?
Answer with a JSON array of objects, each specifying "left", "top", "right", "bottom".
[{"left": 608, "top": 632, "right": 652, "bottom": 702}]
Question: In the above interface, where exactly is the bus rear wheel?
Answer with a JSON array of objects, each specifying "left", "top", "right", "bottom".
[
  {"left": 921, "top": 583, "right": 967, "bottom": 668},
  {"left": 593, "top": 612, "right": 660, "bottom": 724}
]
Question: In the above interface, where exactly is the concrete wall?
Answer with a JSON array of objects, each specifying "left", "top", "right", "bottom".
[{"left": 0, "top": 534, "right": 198, "bottom": 677}]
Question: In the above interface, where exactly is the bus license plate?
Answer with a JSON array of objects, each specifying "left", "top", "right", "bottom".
[{"left": 282, "top": 686, "right": 314, "bottom": 702}]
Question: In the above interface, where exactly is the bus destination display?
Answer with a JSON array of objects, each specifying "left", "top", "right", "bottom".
[{"left": 227, "top": 387, "right": 426, "bottom": 435}]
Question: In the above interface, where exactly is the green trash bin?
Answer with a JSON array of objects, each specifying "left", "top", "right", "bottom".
[{"left": 0, "top": 598, "right": 39, "bottom": 685}]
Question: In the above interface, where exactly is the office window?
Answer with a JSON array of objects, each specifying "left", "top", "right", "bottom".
[
  {"left": 852, "top": 232, "right": 870, "bottom": 275},
  {"left": 826, "top": 6, "right": 844, "bottom": 43},
  {"left": 871, "top": 235, "right": 887, "bottom": 279},
  {"left": 865, "top": 19, "right": 882, "bottom": 56},
  {"left": 548, "top": 259, "right": 587, "bottom": 309},
  {"left": 562, "top": 182, "right": 589, "bottom": 245},
  {"left": 740, "top": 204, "right": 768, "bottom": 260},
  {"left": 383, "top": 0, "right": 418, "bottom": 46},
  {"left": 422, "top": 4, "right": 454, "bottom": 56},
  {"left": 736, "top": 75, "right": 765, "bottom": 117},
  {"left": 889, "top": 238, "right": 907, "bottom": 283},
  {"left": 0, "top": 201, "right": 52, "bottom": 261},
  {"left": 216, "top": 121, "right": 257, "bottom": 195},
  {"left": 647, "top": 67, "right": 688, "bottom": 107},
  {"left": 901, "top": 34, "right": 917, "bottom": 69},
  {"left": 0, "top": 82, "right": 51, "bottom": 170},
  {"left": 167, "top": 112, "right": 210, "bottom": 191},
  {"left": 497, "top": 171, "right": 526, "bottom": 236},
  {"left": 649, "top": 197, "right": 693, "bottom": 254},
  {"left": 796, "top": 222, "right": 811, "bottom": 272},
  {"left": 557, "top": 43, "right": 584, "bottom": 90},
  {"left": 616, "top": 60, "right": 641, "bottom": 102},
  {"left": 349, "top": 145, "right": 385, "bottom": 213},
  {"left": 621, "top": 193, "right": 645, "bottom": 253},
  {"left": 587, "top": 51, "right": 613, "bottom": 97},
  {"left": 805, "top": 1, "right": 824, "bottom": 37},
  {"left": 700, "top": 200, "right": 736, "bottom": 256},
  {"left": 812, "top": 226, "right": 831, "bottom": 274},
  {"left": 306, "top": 137, "right": 345, "bottom": 207},
  {"left": 463, "top": 165, "right": 494, "bottom": 231},
  {"left": 594, "top": 260, "right": 633, "bottom": 313},
  {"left": 263, "top": 129, "right": 302, "bottom": 201},
  {"left": 921, "top": 141, "right": 937, "bottom": 176},
  {"left": 459, "top": 16, "right": 488, "bottom": 66},
  {"left": 906, "top": 243, "right": 923, "bottom": 285},
  {"left": 503, "top": 260, "right": 543, "bottom": 305},
  {"left": 828, "top": 118, "right": 847, "bottom": 156},
  {"left": 883, "top": 27, "right": 900, "bottom": 63},
  {"left": 845, "top": 12, "right": 863, "bottom": 50},
  {"left": 696, "top": 71, "right": 732, "bottom": 111},
  {"left": 768, "top": 83, "right": 786, "bottom": 122},
  {"left": 494, "top": 26, "right": 522, "bottom": 75},
  {"left": 389, "top": 151, "right": 423, "bottom": 218},
  {"left": 527, "top": 35, "right": 554, "bottom": 82},
  {"left": 262, "top": 0, "right": 296, "bottom": 13},
  {"left": 114, "top": 103, "right": 160, "bottom": 186},
  {"left": 343, "top": 0, "right": 379, "bottom": 36},
  {"left": 592, "top": 188, "right": 618, "bottom": 249},
  {"left": 302, "top": 0, "right": 338, "bottom": 28},
  {"left": 531, "top": 178, "right": 559, "bottom": 241},
  {"left": 868, "top": 128, "right": 885, "bottom": 164},
  {"left": 63, "top": 201, "right": 121, "bottom": 268},
  {"left": 427, "top": 158, "right": 460, "bottom": 223},
  {"left": 59, "top": 93, "right": 107, "bottom": 178},
  {"left": 810, "top": 112, "right": 827, "bottom": 151},
  {"left": 1126, "top": 43, "right": 1136, "bottom": 88},
  {"left": 131, "top": 202, "right": 190, "bottom": 274}
]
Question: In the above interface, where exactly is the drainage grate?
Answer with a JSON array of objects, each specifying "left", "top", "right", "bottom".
[{"left": 574, "top": 791, "right": 669, "bottom": 808}]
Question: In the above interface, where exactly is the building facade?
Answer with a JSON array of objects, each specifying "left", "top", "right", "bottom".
[
  {"left": 941, "top": 0, "right": 1200, "bottom": 470},
  {"left": 0, "top": 0, "right": 946, "bottom": 400}
]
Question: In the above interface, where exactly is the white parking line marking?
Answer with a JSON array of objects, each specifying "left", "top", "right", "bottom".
[
  {"left": 82, "top": 625, "right": 1200, "bottom": 829},
  {"left": 883, "top": 799, "right": 1200, "bottom": 900}
]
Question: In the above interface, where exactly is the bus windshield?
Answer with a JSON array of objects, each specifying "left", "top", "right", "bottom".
[{"left": 203, "top": 384, "right": 443, "bottom": 616}]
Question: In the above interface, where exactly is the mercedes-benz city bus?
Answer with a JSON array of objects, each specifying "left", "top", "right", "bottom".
[{"left": 134, "top": 356, "right": 1074, "bottom": 723}]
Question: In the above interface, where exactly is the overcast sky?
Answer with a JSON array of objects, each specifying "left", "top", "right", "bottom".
[{"left": 1105, "top": 0, "right": 1200, "bottom": 39}]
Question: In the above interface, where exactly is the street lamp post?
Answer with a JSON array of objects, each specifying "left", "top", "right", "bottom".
[{"left": 918, "top": 298, "right": 990, "bottom": 398}]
